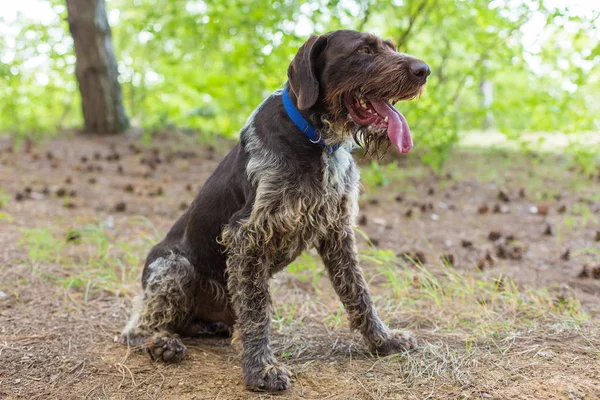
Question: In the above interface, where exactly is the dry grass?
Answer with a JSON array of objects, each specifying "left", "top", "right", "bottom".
[
  {"left": 10, "top": 209, "right": 598, "bottom": 398},
  {"left": 1, "top": 134, "right": 599, "bottom": 399}
]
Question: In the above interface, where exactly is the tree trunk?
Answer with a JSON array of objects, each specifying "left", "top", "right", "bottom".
[{"left": 66, "top": 0, "right": 129, "bottom": 134}]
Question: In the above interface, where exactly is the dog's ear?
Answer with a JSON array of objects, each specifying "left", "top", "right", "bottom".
[{"left": 287, "top": 34, "right": 328, "bottom": 110}]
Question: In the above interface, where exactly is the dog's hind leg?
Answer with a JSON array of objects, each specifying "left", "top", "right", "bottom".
[
  {"left": 180, "top": 279, "right": 235, "bottom": 338},
  {"left": 120, "top": 253, "right": 197, "bottom": 363}
]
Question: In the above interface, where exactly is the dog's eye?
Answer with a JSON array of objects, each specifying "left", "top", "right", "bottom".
[{"left": 357, "top": 46, "right": 372, "bottom": 54}]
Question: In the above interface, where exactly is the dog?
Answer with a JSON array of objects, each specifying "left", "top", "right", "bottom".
[{"left": 121, "top": 29, "right": 430, "bottom": 391}]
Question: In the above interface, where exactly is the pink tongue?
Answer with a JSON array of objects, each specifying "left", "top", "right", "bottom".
[{"left": 369, "top": 99, "right": 413, "bottom": 154}]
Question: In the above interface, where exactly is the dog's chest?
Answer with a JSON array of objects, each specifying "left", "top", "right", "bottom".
[
  {"left": 267, "top": 149, "right": 358, "bottom": 271},
  {"left": 322, "top": 149, "right": 354, "bottom": 193},
  {"left": 321, "top": 148, "right": 357, "bottom": 198},
  {"left": 310, "top": 148, "right": 359, "bottom": 228},
  {"left": 240, "top": 143, "right": 359, "bottom": 263}
]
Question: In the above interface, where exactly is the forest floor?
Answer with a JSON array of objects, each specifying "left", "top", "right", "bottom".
[{"left": 1, "top": 132, "right": 599, "bottom": 399}]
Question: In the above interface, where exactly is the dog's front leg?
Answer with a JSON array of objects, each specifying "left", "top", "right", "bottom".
[
  {"left": 227, "top": 244, "right": 291, "bottom": 391},
  {"left": 318, "top": 226, "right": 417, "bottom": 355}
]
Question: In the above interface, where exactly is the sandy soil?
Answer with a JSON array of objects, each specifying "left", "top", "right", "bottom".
[{"left": 1, "top": 133, "right": 599, "bottom": 399}]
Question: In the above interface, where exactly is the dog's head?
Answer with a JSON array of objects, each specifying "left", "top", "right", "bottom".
[{"left": 287, "top": 30, "right": 430, "bottom": 155}]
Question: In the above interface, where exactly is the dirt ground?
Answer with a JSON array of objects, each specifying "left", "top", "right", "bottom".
[{"left": 1, "top": 132, "right": 599, "bottom": 399}]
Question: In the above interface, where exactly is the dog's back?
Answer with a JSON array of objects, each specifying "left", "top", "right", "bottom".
[{"left": 142, "top": 142, "right": 251, "bottom": 287}]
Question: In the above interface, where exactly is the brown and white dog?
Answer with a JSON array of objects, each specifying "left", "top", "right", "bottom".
[{"left": 121, "top": 30, "right": 430, "bottom": 391}]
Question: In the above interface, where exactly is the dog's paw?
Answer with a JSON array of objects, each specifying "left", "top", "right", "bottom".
[
  {"left": 370, "top": 330, "right": 417, "bottom": 356},
  {"left": 244, "top": 363, "right": 292, "bottom": 392},
  {"left": 147, "top": 332, "right": 188, "bottom": 363}
]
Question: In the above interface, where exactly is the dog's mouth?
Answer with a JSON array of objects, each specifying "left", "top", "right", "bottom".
[{"left": 344, "top": 96, "right": 413, "bottom": 154}]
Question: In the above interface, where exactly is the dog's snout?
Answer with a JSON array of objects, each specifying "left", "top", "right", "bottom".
[{"left": 408, "top": 60, "right": 431, "bottom": 80}]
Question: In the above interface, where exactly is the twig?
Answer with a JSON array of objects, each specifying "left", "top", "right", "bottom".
[
  {"left": 397, "top": 0, "right": 435, "bottom": 49},
  {"left": 0, "top": 334, "right": 53, "bottom": 342},
  {"left": 353, "top": 374, "right": 378, "bottom": 400},
  {"left": 149, "top": 369, "right": 165, "bottom": 400},
  {"left": 356, "top": 0, "right": 373, "bottom": 31},
  {"left": 85, "top": 384, "right": 102, "bottom": 399},
  {"left": 450, "top": 22, "right": 525, "bottom": 104},
  {"left": 69, "top": 360, "right": 86, "bottom": 375}
]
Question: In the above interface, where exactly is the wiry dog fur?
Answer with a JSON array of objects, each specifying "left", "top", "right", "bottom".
[{"left": 120, "top": 30, "right": 429, "bottom": 391}]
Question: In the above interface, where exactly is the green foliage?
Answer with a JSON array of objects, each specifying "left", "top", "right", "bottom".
[
  {"left": 1, "top": 0, "right": 599, "bottom": 168},
  {"left": 0, "top": 4, "right": 81, "bottom": 138},
  {"left": 361, "top": 161, "right": 393, "bottom": 188}
]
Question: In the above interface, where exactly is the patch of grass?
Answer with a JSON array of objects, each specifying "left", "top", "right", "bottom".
[
  {"left": 18, "top": 218, "right": 155, "bottom": 299},
  {"left": 130, "top": 215, "right": 164, "bottom": 244},
  {"left": 396, "top": 341, "right": 478, "bottom": 387},
  {"left": 440, "top": 147, "right": 594, "bottom": 198},
  {"left": 19, "top": 227, "right": 65, "bottom": 265},
  {"left": 574, "top": 247, "right": 600, "bottom": 261},
  {"left": 64, "top": 223, "right": 146, "bottom": 298},
  {"left": 306, "top": 239, "right": 589, "bottom": 344},
  {"left": 287, "top": 252, "right": 324, "bottom": 289},
  {"left": 0, "top": 188, "right": 9, "bottom": 208},
  {"left": 0, "top": 212, "right": 13, "bottom": 222},
  {"left": 560, "top": 202, "right": 598, "bottom": 237},
  {"left": 324, "top": 304, "right": 345, "bottom": 329},
  {"left": 324, "top": 247, "right": 597, "bottom": 390},
  {"left": 273, "top": 299, "right": 299, "bottom": 333},
  {"left": 360, "top": 247, "right": 401, "bottom": 267},
  {"left": 366, "top": 253, "right": 588, "bottom": 340}
]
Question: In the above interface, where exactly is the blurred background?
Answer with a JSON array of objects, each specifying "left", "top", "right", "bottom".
[
  {"left": 1, "top": 0, "right": 599, "bottom": 170},
  {"left": 2, "top": 3, "right": 600, "bottom": 398}
]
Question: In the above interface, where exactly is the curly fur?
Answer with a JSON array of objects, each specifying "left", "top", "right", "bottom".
[
  {"left": 120, "top": 29, "right": 427, "bottom": 392},
  {"left": 121, "top": 254, "right": 196, "bottom": 343}
]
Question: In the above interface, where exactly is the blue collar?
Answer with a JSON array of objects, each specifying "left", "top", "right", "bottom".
[{"left": 282, "top": 87, "right": 340, "bottom": 153}]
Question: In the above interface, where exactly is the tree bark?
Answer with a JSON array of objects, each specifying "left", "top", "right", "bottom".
[{"left": 66, "top": 0, "right": 129, "bottom": 134}]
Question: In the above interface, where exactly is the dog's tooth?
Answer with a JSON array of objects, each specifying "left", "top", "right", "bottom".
[{"left": 384, "top": 116, "right": 388, "bottom": 123}]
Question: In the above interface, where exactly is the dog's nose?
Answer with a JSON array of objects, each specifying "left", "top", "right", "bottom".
[{"left": 409, "top": 61, "right": 431, "bottom": 79}]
